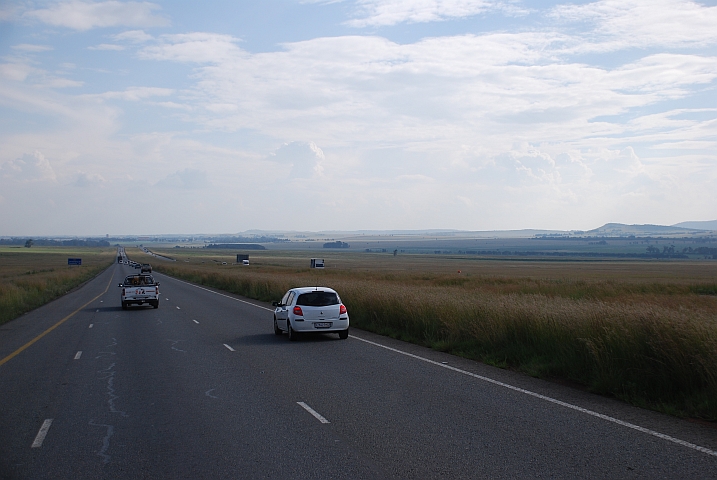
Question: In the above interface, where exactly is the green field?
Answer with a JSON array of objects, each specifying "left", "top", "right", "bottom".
[
  {"left": 0, "top": 246, "right": 116, "bottom": 325},
  {"left": 133, "top": 246, "right": 717, "bottom": 420}
]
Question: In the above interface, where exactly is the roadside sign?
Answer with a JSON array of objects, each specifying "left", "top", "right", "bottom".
[{"left": 68, "top": 258, "right": 82, "bottom": 266}]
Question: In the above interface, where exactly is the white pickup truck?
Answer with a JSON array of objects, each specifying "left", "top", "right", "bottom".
[{"left": 119, "top": 274, "right": 160, "bottom": 309}]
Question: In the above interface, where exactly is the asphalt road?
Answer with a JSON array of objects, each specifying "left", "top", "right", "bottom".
[{"left": 1, "top": 263, "right": 716, "bottom": 479}]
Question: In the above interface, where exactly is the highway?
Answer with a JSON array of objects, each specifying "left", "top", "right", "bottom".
[{"left": 1, "top": 262, "right": 716, "bottom": 478}]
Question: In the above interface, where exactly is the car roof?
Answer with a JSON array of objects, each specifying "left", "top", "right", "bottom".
[{"left": 291, "top": 286, "right": 338, "bottom": 294}]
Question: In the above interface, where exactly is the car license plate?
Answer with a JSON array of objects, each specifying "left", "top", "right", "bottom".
[{"left": 314, "top": 322, "right": 332, "bottom": 329}]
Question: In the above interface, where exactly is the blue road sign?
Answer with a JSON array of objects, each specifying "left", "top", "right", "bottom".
[{"left": 68, "top": 258, "right": 82, "bottom": 266}]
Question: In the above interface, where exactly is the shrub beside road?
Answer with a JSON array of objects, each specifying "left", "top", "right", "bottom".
[{"left": 0, "top": 247, "right": 115, "bottom": 326}]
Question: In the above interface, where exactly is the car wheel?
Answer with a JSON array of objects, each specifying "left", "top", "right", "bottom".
[
  {"left": 121, "top": 302, "right": 127, "bottom": 310},
  {"left": 153, "top": 300, "right": 159, "bottom": 309},
  {"left": 287, "top": 321, "right": 297, "bottom": 341},
  {"left": 274, "top": 317, "right": 282, "bottom": 335},
  {"left": 339, "top": 328, "right": 349, "bottom": 339}
]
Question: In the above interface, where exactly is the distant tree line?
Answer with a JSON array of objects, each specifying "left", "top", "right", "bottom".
[
  {"left": 324, "top": 241, "right": 350, "bottom": 248},
  {"left": 205, "top": 243, "right": 266, "bottom": 250},
  {"left": 0, "top": 238, "right": 110, "bottom": 247},
  {"left": 208, "top": 236, "right": 289, "bottom": 243}
]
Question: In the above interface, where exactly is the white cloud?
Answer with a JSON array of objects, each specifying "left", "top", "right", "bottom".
[
  {"left": 155, "top": 168, "right": 210, "bottom": 189},
  {"left": 268, "top": 142, "right": 325, "bottom": 178},
  {"left": 139, "top": 33, "right": 242, "bottom": 63},
  {"left": 90, "top": 86, "right": 173, "bottom": 101},
  {"left": 11, "top": 44, "right": 53, "bottom": 52},
  {"left": 23, "top": 1, "right": 169, "bottom": 31},
  {"left": 347, "top": 0, "right": 507, "bottom": 27},
  {"left": 73, "top": 171, "right": 106, "bottom": 187},
  {"left": 0, "top": 151, "right": 57, "bottom": 183},
  {"left": 88, "top": 43, "right": 125, "bottom": 51},
  {"left": 551, "top": 0, "right": 717, "bottom": 52},
  {"left": 113, "top": 29, "right": 153, "bottom": 43},
  {"left": 0, "top": 63, "right": 34, "bottom": 82}
]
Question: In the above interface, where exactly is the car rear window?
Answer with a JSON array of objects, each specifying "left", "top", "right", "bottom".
[
  {"left": 124, "top": 275, "right": 155, "bottom": 285},
  {"left": 296, "top": 291, "right": 339, "bottom": 307}
]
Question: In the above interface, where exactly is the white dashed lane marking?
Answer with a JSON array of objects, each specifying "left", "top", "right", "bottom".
[
  {"left": 297, "top": 402, "right": 330, "bottom": 424},
  {"left": 193, "top": 320, "right": 199, "bottom": 324},
  {"left": 89, "top": 324, "right": 93, "bottom": 329},
  {"left": 74, "top": 351, "right": 82, "bottom": 360},
  {"left": 31, "top": 419, "right": 53, "bottom": 448},
  {"left": 223, "top": 344, "right": 235, "bottom": 352}
]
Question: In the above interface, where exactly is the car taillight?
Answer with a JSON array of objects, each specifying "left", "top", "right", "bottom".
[
  {"left": 293, "top": 306, "right": 303, "bottom": 316},
  {"left": 339, "top": 304, "right": 347, "bottom": 315},
  {"left": 122, "top": 288, "right": 125, "bottom": 295},
  {"left": 155, "top": 286, "right": 159, "bottom": 294}
]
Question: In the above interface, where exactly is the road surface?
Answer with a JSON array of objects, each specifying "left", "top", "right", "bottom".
[{"left": 1, "top": 263, "right": 716, "bottom": 478}]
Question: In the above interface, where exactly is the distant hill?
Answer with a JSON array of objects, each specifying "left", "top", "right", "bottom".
[
  {"left": 586, "top": 223, "right": 699, "bottom": 236},
  {"left": 671, "top": 220, "right": 717, "bottom": 230}
]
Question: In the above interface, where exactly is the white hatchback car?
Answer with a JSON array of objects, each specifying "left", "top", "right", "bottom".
[{"left": 272, "top": 287, "right": 349, "bottom": 340}]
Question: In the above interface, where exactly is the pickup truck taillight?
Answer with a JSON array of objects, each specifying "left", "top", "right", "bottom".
[
  {"left": 155, "top": 286, "right": 159, "bottom": 294},
  {"left": 340, "top": 304, "right": 347, "bottom": 315},
  {"left": 293, "top": 306, "right": 303, "bottom": 316}
]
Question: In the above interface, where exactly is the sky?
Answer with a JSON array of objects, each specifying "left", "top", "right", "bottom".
[{"left": 0, "top": 0, "right": 716, "bottom": 236}]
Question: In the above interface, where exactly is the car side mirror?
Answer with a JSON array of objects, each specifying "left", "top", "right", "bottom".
[
  {"left": 272, "top": 301, "right": 280, "bottom": 307},
  {"left": 118, "top": 283, "right": 123, "bottom": 287},
  {"left": 156, "top": 283, "right": 160, "bottom": 286}
]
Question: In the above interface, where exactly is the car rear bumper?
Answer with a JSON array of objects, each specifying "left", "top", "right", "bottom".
[{"left": 290, "top": 318, "right": 349, "bottom": 332}]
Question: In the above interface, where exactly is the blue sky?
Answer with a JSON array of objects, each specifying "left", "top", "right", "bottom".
[{"left": 0, "top": 0, "right": 716, "bottom": 235}]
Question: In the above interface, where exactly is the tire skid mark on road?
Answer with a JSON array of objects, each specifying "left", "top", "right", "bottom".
[
  {"left": 167, "top": 339, "right": 186, "bottom": 353},
  {"left": 352, "top": 335, "right": 717, "bottom": 458},
  {"left": 88, "top": 421, "right": 114, "bottom": 464},
  {"left": 98, "top": 362, "right": 128, "bottom": 418}
]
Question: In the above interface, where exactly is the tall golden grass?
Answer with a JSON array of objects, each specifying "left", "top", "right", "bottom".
[
  {"left": 145, "top": 248, "right": 717, "bottom": 419},
  {"left": 0, "top": 247, "right": 115, "bottom": 325}
]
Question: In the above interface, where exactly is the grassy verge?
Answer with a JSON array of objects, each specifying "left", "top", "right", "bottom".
[
  {"left": 0, "top": 247, "right": 116, "bottom": 325},
  {"left": 143, "top": 248, "right": 717, "bottom": 420}
]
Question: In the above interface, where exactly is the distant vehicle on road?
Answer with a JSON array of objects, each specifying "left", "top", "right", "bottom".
[
  {"left": 119, "top": 274, "right": 160, "bottom": 309},
  {"left": 140, "top": 263, "right": 152, "bottom": 273},
  {"left": 272, "top": 287, "right": 349, "bottom": 340},
  {"left": 242, "top": 259, "right": 249, "bottom": 265}
]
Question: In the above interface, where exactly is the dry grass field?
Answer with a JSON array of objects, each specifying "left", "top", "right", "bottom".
[
  {"left": 137, "top": 247, "right": 717, "bottom": 420},
  {"left": 0, "top": 246, "right": 116, "bottom": 325}
]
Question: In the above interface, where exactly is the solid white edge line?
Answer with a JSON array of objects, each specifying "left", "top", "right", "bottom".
[
  {"left": 350, "top": 335, "right": 717, "bottom": 458},
  {"left": 297, "top": 402, "right": 330, "bottom": 424},
  {"left": 74, "top": 351, "right": 82, "bottom": 360},
  {"left": 223, "top": 344, "right": 235, "bottom": 352},
  {"left": 31, "top": 419, "right": 53, "bottom": 448}
]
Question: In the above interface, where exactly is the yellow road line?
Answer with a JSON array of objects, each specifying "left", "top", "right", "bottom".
[{"left": 0, "top": 273, "right": 114, "bottom": 368}]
